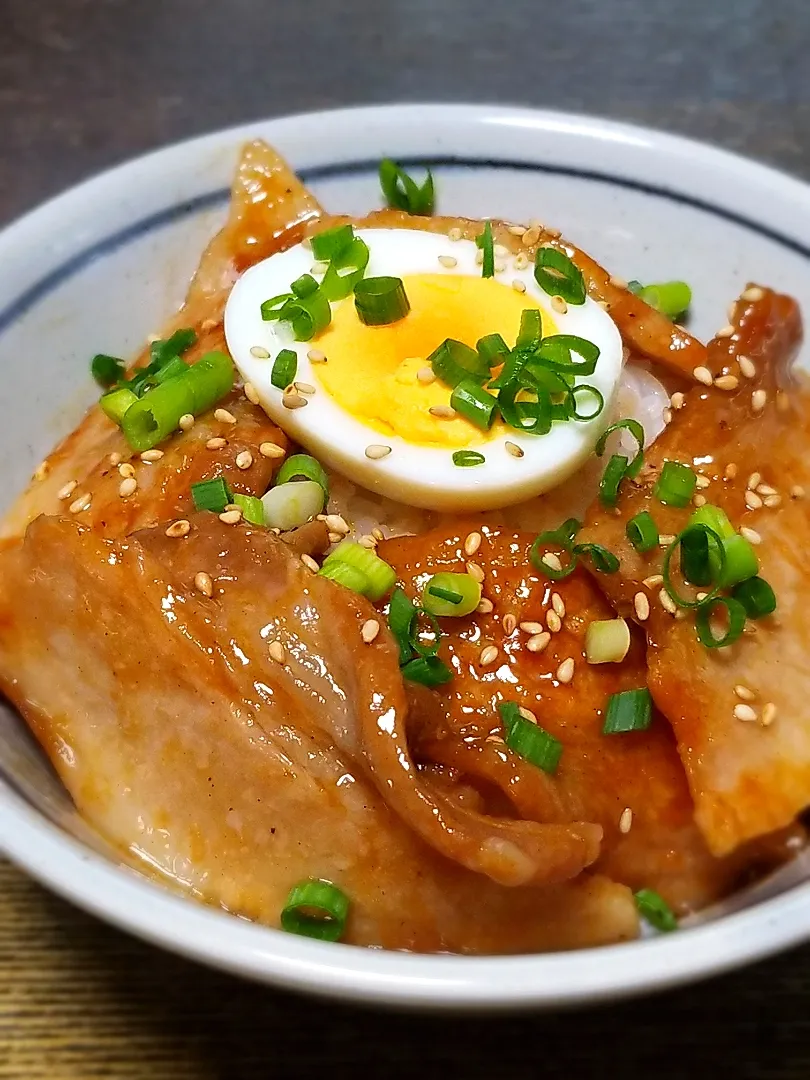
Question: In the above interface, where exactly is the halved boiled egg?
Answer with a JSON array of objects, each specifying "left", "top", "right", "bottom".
[{"left": 225, "top": 227, "right": 623, "bottom": 511}]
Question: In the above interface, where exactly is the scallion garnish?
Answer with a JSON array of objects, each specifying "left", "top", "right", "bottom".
[
  {"left": 310, "top": 224, "right": 355, "bottom": 262},
  {"left": 732, "top": 575, "right": 776, "bottom": 619},
  {"left": 450, "top": 380, "right": 498, "bottom": 430},
  {"left": 634, "top": 281, "right": 692, "bottom": 321},
  {"left": 451, "top": 450, "right": 486, "bottom": 468},
  {"left": 655, "top": 461, "right": 697, "bottom": 507},
  {"left": 429, "top": 338, "right": 490, "bottom": 387},
  {"left": 529, "top": 518, "right": 582, "bottom": 580},
  {"left": 183, "top": 351, "right": 235, "bottom": 414},
  {"left": 603, "top": 688, "right": 652, "bottom": 734},
  {"left": 477, "top": 333, "right": 510, "bottom": 368},
  {"left": 533, "top": 335, "right": 600, "bottom": 376},
  {"left": 278, "top": 289, "right": 332, "bottom": 340},
  {"left": 533, "top": 247, "right": 586, "bottom": 305},
  {"left": 599, "top": 454, "right": 631, "bottom": 507},
  {"left": 421, "top": 572, "right": 481, "bottom": 617},
  {"left": 149, "top": 327, "right": 196, "bottom": 368},
  {"left": 594, "top": 419, "right": 645, "bottom": 507},
  {"left": 626, "top": 511, "right": 659, "bottom": 553},
  {"left": 232, "top": 493, "right": 265, "bottom": 526},
  {"left": 354, "top": 276, "right": 410, "bottom": 326},
  {"left": 634, "top": 888, "right": 678, "bottom": 933},
  {"left": 378, "top": 159, "right": 435, "bottom": 216},
  {"left": 281, "top": 879, "right": 350, "bottom": 941},
  {"left": 477, "top": 220, "right": 495, "bottom": 278},
  {"left": 716, "top": 532, "right": 759, "bottom": 588},
  {"left": 695, "top": 596, "right": 747, "bottom": 648},
  {"left": 100, "top": 386, "right": 138, "bottom": 424},
  {"left": 261, "top": 293, "right": 293, "bottom": 321},
  {"left": 401, "top": 655, "right": 454, "bottom": 686},
  {"left": 191, "top": 476, "right": 232, "bottom": 514},
  {"left": 500, "top": 702, "right": 563, "bottom": 774},
  {"left": 91, "top": 353, "right": 126, "bottom": 388},
  {"left": 573, "top": 542, "right": 620, "bottom": 574},
  {"left": 276, "top": 453, "right": 329, "bottom": 497},
  {"left": 568, "top": 384, "right": 605, "bottom": 421},
  {"left": 271, "top": 349, "right": 298, "bottom": 390},
  {"left": 688, "top": 504, "right": 735, "bottom": 539},
  {"left": 319, "top": 541, "right": 396, "bottom": 601},
  {"left": 388, "top": 587, "right": 418, "bottom": 665},
  {"left": 497, "top": 381, "right": 553, "bottom": 436},
  {"left": 516, "top": 308, "right": 543, "bottom": 347},
  {"left": 662, "top": 524, "right": 726, "bottom": 609},
  {"left": 153, "top": 356, "right": 188, "bottom": 384},
  {"left": 321, "top": 236, "right": 371, "bottom": 301},
  {"left": 585, "top": 619, "right": 631, "bottom": 664}
]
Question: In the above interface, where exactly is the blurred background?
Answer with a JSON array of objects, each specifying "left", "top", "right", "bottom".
[{"left": 2, "top": 1, "right": 810, "bottom": 1077}]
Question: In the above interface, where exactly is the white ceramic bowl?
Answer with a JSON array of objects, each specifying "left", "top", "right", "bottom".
[{"left": 2, "top": 104, "right": 810, "bottom": 1011}]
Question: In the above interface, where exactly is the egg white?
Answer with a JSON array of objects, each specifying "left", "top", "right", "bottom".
[{"left": 224, "top": 228, "right": 624, "bottom": 512}]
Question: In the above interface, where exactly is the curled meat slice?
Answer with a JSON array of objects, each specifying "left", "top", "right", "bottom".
[{"left": 577, "top": 287, "right": 810, "bottom": 855}]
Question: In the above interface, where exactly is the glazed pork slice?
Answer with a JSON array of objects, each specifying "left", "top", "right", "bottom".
[
  {"left": 379, "top": 523, "right": 791, "bottom": 913},
  {"left": 576, "top": 286, "right": 810, "bottom": 856},
  {"left": 0, "top": 513, "right": 630, "bottom": 951}
]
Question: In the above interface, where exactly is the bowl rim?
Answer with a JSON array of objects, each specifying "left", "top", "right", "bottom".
[{"left": 2, "top": 101, "right": 810, "bottom": 1010}]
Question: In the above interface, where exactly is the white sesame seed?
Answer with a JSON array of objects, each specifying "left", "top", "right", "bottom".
[
  {"left": 448, "top": 227, "right": 463, "bottom": 242},
  {"left": 742, "top": 286, "right": 764, "bottom": 302},
  {"left": 365, "top": 444, "right": 392, "bottom": 460},
  {"left": 282, "top": 392, "right": 307, "bottom": 410},
  {"left": 522, "top": 226, "right": 541, "bottom": 247},
  {"left": 693, "top": 493, "right": 707, "bottom": 507},
  {"left": 551, "top": 593, "right": 566, "bottom": 618},
  {"left": 734, "top": 684, "right": 756, "bottom": 702},
  {"left": 740, "top": 526, "right": 761, "bottom": 545},
  {"left": 643, "top": 574, "right": 664, "bottom": 589},
  {"left": 714, "top": 374, "right": 739, "bottom": 391},
  {"left": 165, "top": 519, "right": 190, "bottom": 538},
  {"left": 494, "top": 258, "right": 507, "bottom": 273},
  {"left": 716, "top": 324, "right": 735, "bottom": 338},
  {"left": 301, "top": 554, "right": 319, "bottom": 573},
  {"left": 745, "top": 490, "right": 763, "bottom": 510},
  {"left": 178, "top": 413, "right": 195, "bottom": 431},
  {"left": 359, "top": 534, "right": 377, "bottom": 549},
  {"left": 32, "top": 461, "right": 49, "bottom": 482},
  {"left": 109, "top": 452, "right": 122, "bottom": 467},
  {"left": 526, "top": 632, "right": 551, "bottom": 653},
  {"left": 361, "top": 619, "right": 380, "bottom": 644},
  {"left": 513, "top": 252, "right": 530, "bottom": 271},
  {"left": 545, "top": 227, "right": 562, "bottom": 239},
  {"left": 119, "top": 477, "right": 137, "bottom": 498},
  {"left": 57, "top": 480, "right": 78, "bottom": 500},
  {"left": 791, "top": 485, "right": 805, "bottom": 499},
  {"left": 466, "top": 561, "right": 485, "bottom": 584},
  {"left": 463, "top": 531, "right": 482, "bottom": 557},
  {"left": 268, "top": 640, "right": 285, "bottom": 663},
  {"left": 219, "top": 509, "right": 242, "bottom": 525},
  {"left": 416, "top": 367, "right": 436, "bottom": 384},
  {"left": 659, "top": 588, "right": 677, "bottom": 615},
  {"left": 259, "top": 441, "right": 286, "bottom": 459},
  {"left": 757, "top": 484, "right": 777, "bottom": 496},
  {"left": 214, "top": 408, "right": 237, "bottom": 424},
  {"left": 619, "top": 807, "right": 633, "bottom": 834},
  {"left": 236, "top": 451, "right": 253, "bottom": 470},
  {"left": 307, "top": 349, "right": 327, "bottom": 364},
  {"left": 520, "top": 621, "right": 545, "bottom": 634},
  {"left": 479, "top": 645, "right": 499, "bottom": 666},
  {"left": 474, "top": 249, "right": 484, "bottom": 265},
  {"left": 294, "top": 382, "right": 316, "bottom": 395},
  {"left": 244, "top": 382, "right": 260, "bottom": 405},
  {"left": 327, "top": 532, "right": 342, "bottom": 544},
  {"left": 634, "top": 592, "right": 650, "bottom": 621},
  {"left": 546, "top": 610, "right": 562, "bottom": 634},
  {"left": 671, "top": 392, "right": 685, "bottom": 409},
  {"left": 663, "top": 408, "right": 673, "bottom": 425},
  {"left": 494, "top": 243, "right": 509, "bottom": 258},
  {"left": 250, "top": 345, "right": 270, "bottom": 359},
  {"left": 438, "top": 254, "right": 457, "bottom": 269},
  {"left": 556, "top": 657, "right": 575, "bottom": 684},
  {"left": 512, "top": 278, "right": 527, "bottom": 293},
  {"left": 761, "top": 702, "right": 777, "bottom": 727},
  {"left": 738, "top": 355, "right": 756, "bottom": 379},
  {"left": 194, "top": 571, "right": 213, "bottom": 597},
  {"left": 69, "top": 492, "right": 91, "bottom": 514},
  {"left": 727, "top": 302, "right": 738, "bottom": 323},
  {"left": 508, "top": 224, "right": 527, "bottom": 236},
  {"left": 693, "top": 366, "right": 713, "bottom": 386},
  {"left": 763, "top": 494, "right": 781, "bottom": 508},
  {"left": 733, "top": 703, "right": 758, "bottom": 723},
  {"left": 609, "top": 275, "right": 628, "bottom": 289},
  {"left": 551, "top": 295, "right": 568, "bottom": 315},
  {"left": 207, "top": 437, "right": 227, "bottom": 450},
  {"left": 118, "top": 462, "right": 135, "bottom": 479},
  {"left": 724, "top": 463, "right": 738, "bottom": 480},
  {"left": 505, "top": 441, "right": 524, "bottom": 458},
  {"left": 503, "top": 613, "right": 517, "bottom": 635},
  {"left": 695, "top": 475, "right": 710, "bottom": 489},
  {"left": 658, "top": 534, "right": 676, "bottom": 548},
  {"left": 140, "top": 449, "right": 164, "bottom": 463},
  {"left": 540, "top": 552, "right": 563, "bottom": 573},
  {"left": 324, "top": 514, "right": 350, "bottom": 535},
  {"left": 752, "top": 389, "right": 768, "bottom": 413},
  {"left": 518, "top": 706, "right": 537, "bottom": 723},
  {"left": 477, "top": 597, "right": 494, "bottom": 614},
  {"left": 372, "top": 528, "right": 385, "bottom": 542},
  {"left": 429, "top": 405, "right": 456, "bottom": 419}
]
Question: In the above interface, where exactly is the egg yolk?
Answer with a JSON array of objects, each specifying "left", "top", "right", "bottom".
[{"left": 314, "top": 274, "right": 558, "bottom": 447}]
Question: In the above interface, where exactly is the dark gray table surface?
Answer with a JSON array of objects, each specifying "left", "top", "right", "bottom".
[{"left": 2, "top": 1, "right": 810, "bottom": 1076}]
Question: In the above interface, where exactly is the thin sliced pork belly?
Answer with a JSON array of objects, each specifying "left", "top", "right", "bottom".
[
  {"left": 0, "top": 514, "right": 630, "bottom": 951},
  {"left": 576, "top": 287, "right": 810, "bottom": 855}
]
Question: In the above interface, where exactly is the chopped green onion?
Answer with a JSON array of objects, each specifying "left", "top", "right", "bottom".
[
  {"left": 388, "top": 587, "right": 418, "bottom": 665},
  {"left": 378, "top": 159, "right": 434, "bottom": 216},
  {"left": 318, "top": 559, "right": 369, "bottom": 594},
  {"left": 354, "top": 276, "right": 410, "bottom": 326},
  {"left": 680, "top": 524, "right": 714, "bottom": 586},
  {"left": 233, "top": 493, "right": 264, "bottom": 526},
  {"left": 319, "top": 541, "right": 396, "bottom": 601},
  {"left": 717, "top": 533, "right": 759, "bottom": 588},
  {"left": 149, "top": 328, "right": 196, "bottom": 368},
  {"left": 477, "top": 221, "right": 494, "bottom": 278},
  {"left": 732, "top": 576, "right": 776, "bottom": 619},
  {"left": 421, "top": 572, "right": 481, "bottom": 617},
  {"left": 184, "top": 351, "right": 234, "bottom": 415},
  {"left": 100, "top": 386, "right": 138, "bottom": 424},
  {"left": 276, "top": 454, "right": 329, "bottom": 496},
  {"left": 497, "top": 381, "right": 553, "bottom": 436},
  {"left": 191, "top": 477, "right": 232, "bottom": 513},
  {"left": 634, "top": 888, "right": 678, "bottom": 933},
  {"left": 452, "top": 450, "right": 486, "bottom": 468},
  {"left": 530, "top": 543, "right": 577, "bottom": 580},
  {"left": 281, "top": 879, "right": 349, "bottom": 942},
  {"left": 534, "top": 248, "right": 586, "bottom": 305},
  {"left": 402, "top": 655, "right": 453, "bottom": 686},
  {"left": 500, "top": 702, "right": 562, "bottom": 774},
  {"left": 321, "top": 237, "right": 371, "bottom": 302},
  {"left": 277, "top": 289, "right": 331, "bottom": 341},
  {"left": 533, "top": 335, "right": 600, "bottom": 377},
  {"left": 91, "top": 353, "right": 125, "bottom": 388},
  {"left": 568, "top": 384, "right": 604, "bottom": 421},
  {"left": 662, "top": 525, "right": 726, "bottom": 609},
  {"left": 688, "top": 504, "right": 735, "bottom": 539},
  {"left": 121, "top": 376, "right": 196, "bottom": 452},
  {"left": 516, "top": 309, "right": 543, "bottom": 346},
  {"left": 260, "top": 293, "right": 293, "bottom": 321},
  {"left": 487, "top": 345, "right": 532, "bottom": 390},
  {"left": 595, "top": 419, "right": 645, "bottom": 477},
  {"left": 408, "top": 607, "right": 442, "bottom": 658},
  {"left": 310, "top": 224, "right": 355, "bottom": 262},
  {"left": 695, "top": 597, "right": 747, "bottom": 649},
  {"left": 153, "top": 356, "right": 188, "bottom": 384},
  {"left": 599, "top": 454, "right": 630, "bottom": 507},
  {"left": 655, "top": 461, "right": 696, "bottom": 508},
  {"left": 271, "top": 349, "right": 298, "bottom": 390},
  {"left": 291, "top": 273, "right": 319, "bottom": 298},
  {"left": 477, "top": 333, "right": 510, "bottom": 368},
  {"left": 636, "top": 281, "right": 692, "bottom": 321},
  {"left": 262, "top": 480, "right": 325, "bottom": 530},
  {"left": 450, "top": 380, "right": 498, "bottom": 430},
  {"left": 603, "top": 688, "right": 653, "bottom": 734},
  {"left": 585, "top": 618, "right": 631, "bottom": 664},
  {"left": 573, "top": 542, "right": 620, "bottom": 574},
  {"left": 429, "top": 338, "right": 490, "bottom": 387},
  {"left": 626, "top": 511, "right": 659, "bottom": 553}
]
